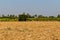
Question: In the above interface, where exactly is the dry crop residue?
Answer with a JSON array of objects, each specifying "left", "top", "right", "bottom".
[{"left": 0, "top": 21, "right": 60, "bottom": 40}]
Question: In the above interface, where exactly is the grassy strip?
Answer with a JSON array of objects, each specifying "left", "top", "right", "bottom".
[{"left": 0, "top": 18, "right": 60, "bottom": 21}]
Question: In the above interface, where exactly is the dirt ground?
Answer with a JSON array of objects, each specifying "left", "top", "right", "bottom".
[{"left": 0, "top": 21, "right": 60, "bottom": 40}]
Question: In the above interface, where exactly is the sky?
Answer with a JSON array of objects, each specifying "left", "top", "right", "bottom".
[{"left": 0, "top": 0, "right": 60, "bottom": 16}]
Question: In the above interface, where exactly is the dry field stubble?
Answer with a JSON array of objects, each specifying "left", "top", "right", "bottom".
[{"left": 0, "top": 21, "right": 60, "bottom": 40}]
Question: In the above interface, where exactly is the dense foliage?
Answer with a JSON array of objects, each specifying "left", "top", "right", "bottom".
[{"left": 0, "top": 13, "right": 60, "bottom": 21}]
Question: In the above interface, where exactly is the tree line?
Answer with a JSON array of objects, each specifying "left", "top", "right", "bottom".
[{"left": 0, "top": 13, "right": 60, "bottom": 21}]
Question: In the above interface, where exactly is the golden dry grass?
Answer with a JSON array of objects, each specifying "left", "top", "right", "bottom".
[{"left": 0, "top": 21, "right": 60, "bottom": 40}]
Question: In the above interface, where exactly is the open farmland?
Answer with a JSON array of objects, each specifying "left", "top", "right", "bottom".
[{"left": 0, "top": 21, "right": 60, "bottom": 40}]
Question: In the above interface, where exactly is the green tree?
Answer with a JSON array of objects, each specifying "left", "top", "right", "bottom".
[
  {"left": 18, "top": 13, "right": 28, "bottom": 21},
  {"left": 2, "top": 14, "right": 6, "bottom": 18},
  {"left": 38, "top": 15, "right": 44, "bottom": 18},
  {"left": 57, "top": 14, "right": 60, "bottom": 18},
  {"left": 34, "top": 14, "right": 37, "bottom": 18},
  {"left": 26, "top": 13, "right": 31, "bottom": 18},
  {"left": 49, "top": 16, "right": 55, "bottom": 18}
]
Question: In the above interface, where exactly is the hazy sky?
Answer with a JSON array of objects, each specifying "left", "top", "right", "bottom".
[{"left": 0, "top": 0, "right": 60, "bottom": 16}]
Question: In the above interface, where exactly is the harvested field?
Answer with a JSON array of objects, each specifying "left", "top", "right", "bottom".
[{"left": 0, "top": 21, "right": 60, "bottom": 40}]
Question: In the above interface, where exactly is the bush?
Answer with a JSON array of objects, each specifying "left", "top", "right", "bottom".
[{"left": 18, "top": 14, "right": 28, "bottom": 21}]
